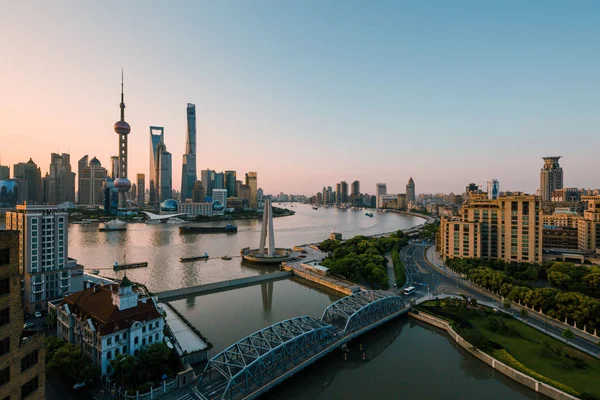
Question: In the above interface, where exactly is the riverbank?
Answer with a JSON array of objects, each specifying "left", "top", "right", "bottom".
[
  {"left": 413, "top": 299, "right": 600, "bottom": 399},
  {"left": 189, "top": 206, "right": 295, "bottom": 222}
]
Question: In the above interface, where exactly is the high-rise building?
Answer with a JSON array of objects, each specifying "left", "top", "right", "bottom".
[
  {"left": 192, "top": 181, "right": 205, "bottom": 202},
  {"left": 43, "top": 153, "right": 75, "bottom": 204},
  {"left": 335, "top": 183, "right": 342, "bottom": 205},
  {"left": 0, "top": 230, "right": 46, "bottom": 399},
  {"left": 257, "top": 187, "right": 264, "bottom": 205},
  {"left": 245, "top": 172, "right": 257, "bottom": 209},
  {"left": 156, "top": 140, "right": 172, "bottom": 203},
  {"left": 78, "top": 157, "right": 108, "bottom": 206},
  {"left": 540, "top": 157, "right": 563, "bottom": 201},
  {"left": 213, "top": 172, "right": 225, "bottom": 190},
  {"left": 136, "top": 174, "right": 145, "bottom": 205},
  {"left": 376, "top": 183, "right": 387, "bottom": 208},
  {"left": 327, "top": 186, "right": 333, "bottom": 205},
  {"left": 110, "top": 156, "right": 119, "bottom": 180},
  {"left": 351, "top": 180, "right": 360, "bottom": 204},
  {"left": 225, "top": 170, "right": 237, "bottom": 197},
  {"left": 6, "top": 205, "right": 83, "bottom": 313},
  {"left": 239, "top": 185, "right": 251, "bottom": 208},
  {"left": 0, "top": 165, "right": 9, "bottom": 180},
  {"left": 212, "top": 189, "right": 227, "bottom": 215},
  {"left": 439, "top": 195, "right": 543, "bottom": 263},
  {"left": 77, "top": 155, "right": 88, "bottom": 203},
  {"left": 113, "top": 72, "right": 133, "bottom": 209},
  {"left": 200, "top": 169, "right": 214, "bottom": 197},
  {"left": 578, "top": 196, "right": 600, "bottom": 252},
  {"left": 149, "top": 126, "right": 164, "bottom": 205},
  {"left": 13, "top": 158, "right": 42, "bottom": 204},
  {"left": 397, "top": 193, "right": 407, "bottom": 209},
  {"left": 180, "top": 103, "right": 197, "bottom": 202},
  {"left": 487, "top": 179, "right": 500, "bottom": 200},
  {"left": 406, "top": 177, "right": 415, "bottom": 204},
  {"left": 340, "top": 181, "right": 348, "bottom": 203}
]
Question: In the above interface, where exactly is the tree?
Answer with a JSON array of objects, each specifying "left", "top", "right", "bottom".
[
  {"left": 45, "top": 307, "right": 57, "bottom": 328},
  {"left": 47, "top": 343, "right": 97, "bottom": 383},
  {"left": 519, "top": 308, "right": 528, "bottom": 318},
  {"left": 503, "top": 299, "right": 511, "bottom": 309},
  {"left": 562, "top": 328, "right": 575, "bottom": 344},
  {"left": 45, "top": 336, "right": 65, "bottom": 362}
]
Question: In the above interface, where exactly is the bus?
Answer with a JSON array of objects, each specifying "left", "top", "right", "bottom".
[{"left": 403, "top": 286, "right": 416, "bottom": 296}]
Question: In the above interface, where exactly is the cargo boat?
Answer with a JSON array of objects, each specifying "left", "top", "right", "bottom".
[
  {"left": 180, "top": 253, "right": 209, "bottom": 262},
  {"left": 179, "top": 224, "right": 237, "bottom": 234}
]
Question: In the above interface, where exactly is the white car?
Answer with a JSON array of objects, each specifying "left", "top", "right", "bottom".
[{"left": 34, "top": 311, "right": 42, "bottom": 318}]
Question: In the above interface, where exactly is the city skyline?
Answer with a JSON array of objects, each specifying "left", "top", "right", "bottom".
[{"left": 1, "top": 1, "right": 599, "bottom": 194}]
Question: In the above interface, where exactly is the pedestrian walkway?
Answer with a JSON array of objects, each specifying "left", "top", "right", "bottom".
[{"left": 159, "top": 302, "right": 208, "bottom": 355}]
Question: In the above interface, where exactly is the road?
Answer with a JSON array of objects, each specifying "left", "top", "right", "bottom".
[{"left": 404, "top": 243, "right": 600, "bottom": 358}]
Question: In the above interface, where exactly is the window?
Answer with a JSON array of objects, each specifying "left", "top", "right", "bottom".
[
  {"left": 134, "top": 337, "right": 139, "bottom": 345},
  {"left": 142, "top": 326, "right": 146, "bottom": 333},
  {"left": 123, "top": 346, "right": 127, "bottom": 354},
  {"left": 0, "top": 338, "right": 9, "bottom": 356},
  {"left": 123, "top": 332, "right": 127, "bottom": 339},
  {"left": 106, "top": 351, "right": 111, "bottom": 360},
  {"left": 0, "top": 280, "right": 8, "bottom": 296},
  {"left": 0, "top": 309, "right": 8, "bottom": 326},
  {"left": 142, "top": 338, "right": 146, "bottom": 346},
  {"left": 149, "top": 336, "right": 152, "bottom": 344},
  {"left": 107, "top": 337, "right": 112, "bottom": 346},
  {"left": 21, "top": 376, "right": 38, "bottom": 398},
  {"left": 0, "top": 250, "right": 9, "bottom": 266},
  {"left": 155, "top": 333, "right": 158, "bottom": 341},
  {"left": 21, "top": 350, "right": 39, "bottom": 372},
  {"left": 0, "top": 366, "right": 9, "bottom": 386}
]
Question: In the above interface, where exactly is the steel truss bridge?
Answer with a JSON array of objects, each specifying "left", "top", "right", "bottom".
[{"left": 198, "top": 290, "right": 408, "bottom": 400}]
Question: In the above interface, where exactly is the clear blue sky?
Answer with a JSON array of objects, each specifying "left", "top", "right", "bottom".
[{"left": 1, "top": 1, "right": 599, "bottom": 195}]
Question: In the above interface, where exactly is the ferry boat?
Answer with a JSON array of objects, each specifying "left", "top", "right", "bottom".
[
  {"left": 221, "top": 255, "right": 232, "bottom": 260},
  {"left": 179, "top": 224, "right": 237, "bottom": 234},
  {"left": 312, "top": 206, "right": 318, "bottom": 210},
  {"left": 365, "top": 212, "right": 374, "bottom": 217},
  {"left": 99, "top": 219, "right": 127, "bottom": 231},
  {"left": 89, "top": 269, "right": 100, "bottom": 275}
]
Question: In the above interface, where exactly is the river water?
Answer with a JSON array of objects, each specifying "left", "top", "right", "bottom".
[
  {"left": 66, "top": 204, "right": 424, "bottom": 292},
  {"left": 171, "top": 278, "right": 541, "bottom": 400}
]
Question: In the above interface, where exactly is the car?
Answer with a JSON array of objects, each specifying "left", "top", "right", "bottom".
[
  {"left": 34, "top": 311, "right": 42, "bottom": 318},
  {"left": 23, "top": 322, "right": 34, "bottom": 329}
]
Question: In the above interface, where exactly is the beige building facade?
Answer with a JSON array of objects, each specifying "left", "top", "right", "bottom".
[
  {"left": 439, "top": 195, "right": 543, "bottom": 263},
  {"left": 578, "top": 196, "right": 600, "bottom": 253}
]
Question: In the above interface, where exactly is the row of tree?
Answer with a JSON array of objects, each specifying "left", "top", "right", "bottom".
[
  {"left": 466, "top": 267, "right": 600, "bottom": 332},
  {"left": 319, "top": 231, "right": 409, "bottom": 288}
]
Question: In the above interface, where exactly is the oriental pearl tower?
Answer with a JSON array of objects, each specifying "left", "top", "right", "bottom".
[{"left": 113, "top": 70, "right": 132, "bottom": 209}]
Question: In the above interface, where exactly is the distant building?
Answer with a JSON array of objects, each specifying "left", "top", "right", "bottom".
[
  {"left": 156, "top": 139, "right": 172, "bottom": 203},
  {"left": 397, "top": 193, "right": 407, "bottom": 209},
  {"left": 540, "top": 156, "right": 563, "bottom": 201},
  {"left": 0, "top": 165, "right": 9, "bottom": 180},
  {"left": 406, "top": 177, "right": 415, "bottom": 204},
  {"left": 149, "top": 126, "right": 164, "bottom": 205},
  {"left": 245, "top": 172, "right": 257, "bottom": 208},
  {"left": 192, "top": 181, "right": 205, "bottom": 203},
  {"left": 178, "top": 202, "right": 213, "bottom": 217},
  {"left": 335, "top": 183, "right": 342, "bottom": 205},
  {"left": 136, "top": 174, "right": 145, "bottom": 205},
  {"left": 239, "top": 185, "right": 251, "bottom": 209},
  {"left": 340, "top": 181, "right": 348, "bottom": 203},
  {"left": 543, "top": 208, "right": 579, "bottom": 229},
  {"left": 439, "top": 195, "right": 543, "bottom": 263},
  {"left": 551, "top": 188, "right": 580, "bottom": 203},
  {"left": 379, "top": 194, "right": 398, "bottom": 209},
  {"left": 225, "top": 170, "right": 237, "bottom": 197},
  {"left": 43, "top": 153, "right": 75, "bottom": 204},
  {"left": 213, "top": 172, "right": 225, "bottom": 191},
  {"left": 55, "top": 276, "right": 164, "bottom": 376},
  {"left": 13, "top": 158, "right": 42, "bottom": 204},
  {"left": 180, "top": 103, "right": 197, "bottom": 202},
  {"left": 0, "top": 230, "right": 46, "bottom": 399},
  {"left": 487, "top": 179, "right": 500, "bottom": 200},
  {"left": 201, "top": 169, "right": 214, "bottom": 197},
  {"left": 212, "top": 189, "right": 227, "bottom": 216},
  {"left": 376, "top": 183, "right": 387, "bottom": 208},
  {"left": 6, "top": 205, "right": 83, "bottom": 313},
  {"left": 78, "top": 157, "right": 107, "bottom": 206},
  {"left": 110, "top": 156, "right": 119, "bottom": 180},
  {"left": 257, "top": 187, "right": 264, "bottom": 204}
]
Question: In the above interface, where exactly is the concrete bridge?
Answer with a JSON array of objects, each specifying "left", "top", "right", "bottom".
[{"left": 197, "top": 290, "right": 408, "bottom": 400}]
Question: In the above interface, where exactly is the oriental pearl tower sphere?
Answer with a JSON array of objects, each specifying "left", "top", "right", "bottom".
[{"left": 113, "top": 70, "right": 132, "bottom": 209}]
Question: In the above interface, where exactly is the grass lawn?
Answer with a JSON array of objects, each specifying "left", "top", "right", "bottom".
[{"left": 418, "top": 300, "right": 600, "bottom": 398}]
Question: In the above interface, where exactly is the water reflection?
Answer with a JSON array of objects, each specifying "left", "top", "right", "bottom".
[{"left": 261, "top": 282, "right": 273, "bottom": 312}]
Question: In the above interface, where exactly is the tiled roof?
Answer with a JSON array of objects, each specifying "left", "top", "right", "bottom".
[{"left": 62, "top": 284, "right": 161, "bottom": 336}]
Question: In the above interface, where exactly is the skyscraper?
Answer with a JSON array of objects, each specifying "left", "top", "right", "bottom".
[
  {"left": 351, "top": 180, "right": 360, "bottom": 204},
  {"left": 78, "top": 157, "right": 107, "bottom": 206},
  {"left": 149, "top": 126, "right": 164, "bottom": 205},
  {"left": 0, "top": 165, "right": 9, "bottom": 180},
  {"left": 540, "top": 156, "right": 563, "bottom": 201},
  {"left": 192, "top": 180, "right": 205, "bottom": 202},
  {"left": 487, "top": 179, "right": 500, "bottom": 200},
  {"left": 156, "top": 139, "right": 172, "bottom": 203},
  {"left": 225, "top": 170, "right": 237, "bottom": 197},
  {"left": 43, "top": 153, "right": 75, "bottom": 204},
  {"left": 322, "top": 187, "right": 327, "bottom": 204},
  {"left": 113, "top": 71, "right": 132, "bottom": 209},
  {"left": 110, "top": 156, "right": 119, "bottom": 179},
  {"left": 213, "top": 172, "right": 225, "bottom": 190},
  {"left": 340, "top": 181, "right": 348, "bottom": 203},
  {"left": 201, "top": 169, "right": 214, "bottom": 197},
  {"left": 336, "top": 183, "right": 341, "bottom": 205},
  {"left": 406, "top": 177, "right": 415, "bottom": 204},
  {"left": 180, "top": 103, "right": 197, "bottom": 201},
  {"left": 327, "top": 186, "right": 333, "bottom": 205},
  {"left": 77, "top": 155, "right": 88, "bottom": 203},
  {"left": 376, "top": 183, "right": 387, "bottom": 208},
  {"left": 13, "top": 158, "right": 42, "bottom": 204},
  {"left": 245, "top": 172, "right": 257, "bottom": 208},
  {"left": 136, "top": 173, "right": 145, "bottom": 205}
]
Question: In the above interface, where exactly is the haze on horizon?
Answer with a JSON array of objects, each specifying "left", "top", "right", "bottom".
[{"left": 1, "top": 1, "right": 599, "bottom": 196}]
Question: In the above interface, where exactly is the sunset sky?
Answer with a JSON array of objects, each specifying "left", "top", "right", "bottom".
[{"left": 1, "top": 1, "right": 599, "bottom": 195}]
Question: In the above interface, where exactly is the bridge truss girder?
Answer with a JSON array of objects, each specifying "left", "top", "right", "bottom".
[
  {"left": 199, "top": 316, "right": 337, "bottom": 400},
  {"left": 321, "top": 290, "right": 405, "bottom": 336}
]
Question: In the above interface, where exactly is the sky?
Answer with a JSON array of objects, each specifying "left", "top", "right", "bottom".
[{"left": 1, "top": 1, "right": 599, "bottom": 196}]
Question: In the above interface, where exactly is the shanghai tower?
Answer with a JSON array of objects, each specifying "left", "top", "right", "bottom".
[{"left": 180, "top": 103, "right": 197, "bottom": 201}]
